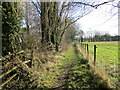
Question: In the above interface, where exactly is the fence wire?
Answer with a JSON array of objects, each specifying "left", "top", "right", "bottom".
[{"left": 79, "top": 42, "right": 119, "bottom": 88}]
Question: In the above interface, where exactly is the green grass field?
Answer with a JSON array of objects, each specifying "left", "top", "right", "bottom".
[
  {"left": 82, "top": 41, "right": 118, "bottom": 65},
  {"left": 81, "top": 41, "right": 119, "bottom": 88}
]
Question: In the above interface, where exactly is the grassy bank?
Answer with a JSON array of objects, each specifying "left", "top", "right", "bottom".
[
  {"left": 80, "top": 41, "right": 119, "bottom": 88},
  {"left": 62, "top": 43, "right": 109, "bottom": 89}
]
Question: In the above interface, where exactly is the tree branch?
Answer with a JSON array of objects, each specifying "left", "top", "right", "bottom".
[{"left": 73, "top": 0, "right": 115, "bottom": 9}]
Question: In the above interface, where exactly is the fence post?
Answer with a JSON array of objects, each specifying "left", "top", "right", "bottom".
[
  {"left": 87, "top": 44, "right": 89, "bottom": 54},
  {"left": 85, "top": 44, "right": 87, "bottom": 52},
  {"left": 85, "top": 44, "right": 86, "bottom": 50},
  {"left": 94, "top": 45, "right": 97, "bottom": 65}
]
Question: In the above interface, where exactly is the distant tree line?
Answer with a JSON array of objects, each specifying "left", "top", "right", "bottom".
[
  {"left": 84, "top": 33, "right": 120, "bottom": 42},
  {"left": 75, "top": 30, "right": 119, "bottom": 42}
]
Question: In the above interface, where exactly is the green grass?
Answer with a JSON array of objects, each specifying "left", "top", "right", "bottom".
[
  {"left": 89, "top": 43, "right": 118, "bottom": 64},
  {"left": 61, "top": 44, "right": 82, "bottom": 66},
  {"left": 80, "top": 41, "right": 119, "bottom": 88},
  {"left": 4, "top": 43, "right": 118, "bottom": 89},
  {"left": 63, "top": 43, "right": 109, "bottom": 88},
  {"left": 81, "top": 41, "right": 118, "bottom": 65},
  {"left": 9, "top": 43, "right": 113, "bottom": 89},
  {"left": 40, "top": 43, "right": 109, "bottom": 88},
  {"left": 29, "top": 43, "right": 80, "bottom": 88}
]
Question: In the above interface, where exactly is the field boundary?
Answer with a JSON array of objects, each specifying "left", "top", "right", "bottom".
[{"left": 77, "top": 43, "right": 115, "bottom": 88}]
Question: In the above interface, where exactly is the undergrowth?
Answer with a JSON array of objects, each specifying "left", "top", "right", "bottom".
[{"left": 4, "top": 43, "right": 112, "bottom": 89}]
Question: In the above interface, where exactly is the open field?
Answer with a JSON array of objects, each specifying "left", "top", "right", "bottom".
[
  {"left": 85, "top": 41, "right": 118, "bottom": 44},
  {"left": 82, "top": 41, "right": 119, "bottom": 65},
  {"left": 80, "top": 41, "right": 119, "bottom": 88}
]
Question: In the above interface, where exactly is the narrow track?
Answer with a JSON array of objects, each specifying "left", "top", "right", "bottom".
[{"left": 51, "top": 43, "right": 110, "bottom": 89}]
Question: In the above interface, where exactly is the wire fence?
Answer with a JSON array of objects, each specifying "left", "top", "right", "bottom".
[{"left": 79, "top": 42, "right": 119, "bottom": 88}]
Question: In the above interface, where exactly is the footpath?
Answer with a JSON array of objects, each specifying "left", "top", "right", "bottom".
[{"left": 51, "top": 43, "right": 109, "bottom": 89}]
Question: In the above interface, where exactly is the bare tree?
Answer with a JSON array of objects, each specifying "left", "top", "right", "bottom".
[{"left": 30, "top": 0, "right": 117, "bottom": 51}]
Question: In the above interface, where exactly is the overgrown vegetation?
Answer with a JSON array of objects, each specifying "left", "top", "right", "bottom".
[
  {"left": 2, "top": 2, "right": 22, "bottom": 55},
  {"left": 1, "top": 1, "right": 119, "bottom": 89},
  {"left": 3, "top": 43, "right": 111, "bottom": 89}
]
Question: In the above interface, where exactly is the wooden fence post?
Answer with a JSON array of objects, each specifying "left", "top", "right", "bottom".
[
  {"left": 85, "top": 44, "right": 87, "bottom": 52},
  {"left": 94, "top": 45, "right": 97, "bottom": 65},
  {"left": 87, "top": 44, "right": 89, "bottom": 54},
  {"left": 85, "top": 44, "right": 86, "bottom": 50}
]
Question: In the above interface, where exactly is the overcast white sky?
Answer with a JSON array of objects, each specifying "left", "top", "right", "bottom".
[{"left": 77, "top": 1, "right": 118, "bottom": 36}]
